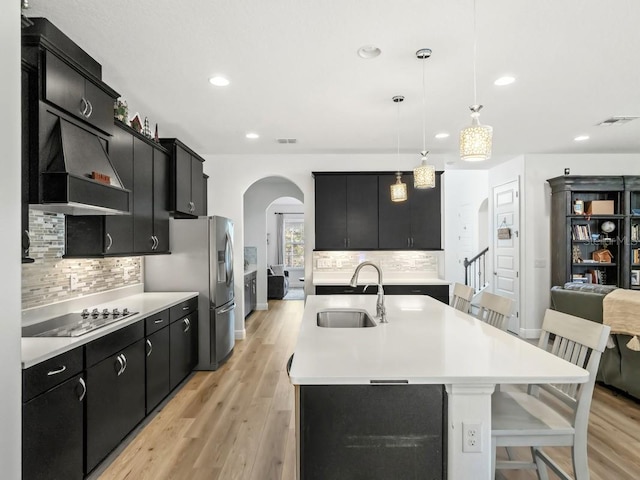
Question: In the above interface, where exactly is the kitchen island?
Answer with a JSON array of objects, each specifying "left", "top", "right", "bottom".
[{"left": 289, "top": 294, "right": 589, "bottom": 480}]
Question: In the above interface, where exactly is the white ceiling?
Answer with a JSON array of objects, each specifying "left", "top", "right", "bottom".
[{"left": 25, "top": 0, "right": 640, "bottom": 167}]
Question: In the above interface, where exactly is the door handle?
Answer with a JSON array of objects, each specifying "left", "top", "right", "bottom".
[
  {"left": 79, "top": 97, "right": 89, "bottom": 116},
  {"left": 146, "top": 339, "right": 153, "bottom": 357},
  {"left": 77, "top": 377, "right": 86, "bottom": 402},
  {"left": 106, "top": 233, "right": 113, "bottom": 251},
  {"left": 85, "top": 99, "right": 93, "bottom": 118},
  {"left": 183, "top": 318, "right": 190, "bottom": 333}
]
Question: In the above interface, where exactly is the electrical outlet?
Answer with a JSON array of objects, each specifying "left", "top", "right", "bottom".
[
  {"left": 462, "top": 422, "right": 482, "bottom": 453},
  {"left": 69, "top": 274, "right": 78, "bottom": 291}
]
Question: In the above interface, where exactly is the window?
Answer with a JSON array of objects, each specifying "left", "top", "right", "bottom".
[{"left": 284, "top": 218, "right": 304, "bottom": 268}]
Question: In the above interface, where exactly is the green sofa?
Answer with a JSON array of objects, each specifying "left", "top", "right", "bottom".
[{"left": 550, "top": 282, "right": 640, "bottom": 401}]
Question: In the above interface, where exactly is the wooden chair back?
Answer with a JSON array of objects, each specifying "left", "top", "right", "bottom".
[
  {"left": 450, "top": 283, "right": 474, "bottom": 313},
  {"left": 476, "top": 291, "right": 512, "bottom": 331}
]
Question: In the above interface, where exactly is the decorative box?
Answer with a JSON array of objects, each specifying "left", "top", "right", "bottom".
[{"left": 585, "top": 200, "right": 614, "bottom": 215}]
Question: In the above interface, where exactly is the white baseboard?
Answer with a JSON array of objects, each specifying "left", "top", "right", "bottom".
[
  {"left": 257, "top": 303, "right": 268, "bottom": 310},
  {"left": 235, "top": 328, "right": 246, "bottom": 340},
  {"left": 518, "top": 327, "right": 541, "bottom": 339}
]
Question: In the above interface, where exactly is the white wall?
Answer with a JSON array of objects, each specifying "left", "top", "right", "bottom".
[
  {"left": 242, "top": 178, "right": 303, "bottom": 331},
  {"left": 1, "top": 3, "right": 22, "bottom": 477},
  {"left": 443, "top": 170, "right": 489, "bottom": 286}
]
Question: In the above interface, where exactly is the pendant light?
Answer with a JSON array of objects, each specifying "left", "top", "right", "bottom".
[
  {"left": 459, "top": 0, "right": 493, "bottom": 162},
  {"left": 390, "top": 95, "right": 408, "bottom": 203},
  {"left": 413, "top": 48, "right": 436, "bottom": 189}
]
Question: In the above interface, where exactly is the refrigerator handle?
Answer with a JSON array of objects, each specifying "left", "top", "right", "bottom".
[
  {"left": 225, "top": 231, "right": 234, "bottom": 287},
  {"left": 218, "top": 302, "right": 236, "bottom": 315}
]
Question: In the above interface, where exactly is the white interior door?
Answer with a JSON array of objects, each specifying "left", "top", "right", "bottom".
[{"left": 493, "top": 179, "right": 520, "bottom": 334}]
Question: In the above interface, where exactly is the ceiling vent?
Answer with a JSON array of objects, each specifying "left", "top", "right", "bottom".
[
  {"left": 276, "top": 138, "right": 297, "bottom": 144},
  {"left": 596, "top": 116, "right": 639, "bottom": 126}
]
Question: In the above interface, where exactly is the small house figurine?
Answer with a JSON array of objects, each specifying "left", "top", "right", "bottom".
[
  {"left": 129, "top": 113, "right": 143, "bottom": 133},
  {"left": 143, "top": 117, "right": 152, "bottom": 138},
  {"left": 592, "top": 248, "right": 613, "bottom": 263}
]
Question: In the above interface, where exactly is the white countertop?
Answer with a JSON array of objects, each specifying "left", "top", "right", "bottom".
[
  {"left": 21, "top": 291, "right": 198, "bottom": 369},
  {"left": 312, "top": 272, "right": 450, "bottom": 285},
  {"left": 289, "top": 295, "right": 588, "bottom": 385}
]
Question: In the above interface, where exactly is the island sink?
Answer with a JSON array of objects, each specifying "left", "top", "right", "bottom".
[{"left": 316, "top": 309, "right": 376, "bottom": 328}]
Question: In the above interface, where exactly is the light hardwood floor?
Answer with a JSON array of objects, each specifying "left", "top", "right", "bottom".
[{"left": 98, "top": 299, "right": 640, "bottom": 480}]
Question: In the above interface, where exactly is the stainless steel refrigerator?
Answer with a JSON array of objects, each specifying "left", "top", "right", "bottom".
[{"left": 145, "top": 216, "right": 235, "bottom": 370}]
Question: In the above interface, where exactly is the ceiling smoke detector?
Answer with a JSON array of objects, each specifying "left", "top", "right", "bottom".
[
  {"left": 596, "top": 116, "right": 639, "bottom": 126},
  {"left": 276, "top": 138, "right": 297, "bottom": 144}
]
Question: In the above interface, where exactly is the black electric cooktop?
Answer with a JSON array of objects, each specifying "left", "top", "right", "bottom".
[{"left": 22, "top": 308, "right": 138, "bottom": 338}]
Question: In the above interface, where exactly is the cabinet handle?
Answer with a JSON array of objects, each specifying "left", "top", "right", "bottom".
[
  {"left": 146, "top": 339, "right": 153, "bottom": 357},
  {"left": 85, "top": 99, "right": 93, "bottom": 118},
  {"left": 106, "top": 233, "right": 113, "bottom": 251},
  {"left": 155, "top": 235, "right": 160, "bottom": 249},
  {"left": 407, "top": 238, "right": 410, "bottom": 247},
  {"left": 115, "top": 355, "right": 124, "bottom": 376},
  {"left": 79, "top": 97, "right": 89, "bottom": 116},
  {"left": 344, "top": 238, "right": 347, "bottom": 248},
  {"left": 47, "top": 365, "right": 66, "bottom": 376},
  {"left": 183, "top": 318, "right": 190, "bottom": 333},
  {"left": 154, "top": 318, "right": 164, "bottom": 324},
  {"left": 121, "top": 353, "right": 128, "bottom": 374},
  {"left": 78, "top": 377, "right": 86, "bottom": 402},
  {"left": 182, "top": 305, "right": 190, "bottom": 310},
  {"left": 24, "top": 229, "right": 31, "bottom": 250}
]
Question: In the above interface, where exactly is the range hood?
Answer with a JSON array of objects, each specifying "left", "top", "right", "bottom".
[{"left": 31, "top": 117, "right": 131, "bottom": 216}]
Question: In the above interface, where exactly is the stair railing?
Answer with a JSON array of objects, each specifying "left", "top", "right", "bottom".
[{"left": 464, "top": 247, "right": 489, "bottom": 294}]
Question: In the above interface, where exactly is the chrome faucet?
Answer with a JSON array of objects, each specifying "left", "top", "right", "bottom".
[{"left": 349, "top": 261, "right": 386, "bottom": 323}]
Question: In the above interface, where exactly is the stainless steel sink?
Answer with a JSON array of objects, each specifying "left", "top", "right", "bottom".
[{"left": 316, "top": 309, "right": 377, "bottom": 328}]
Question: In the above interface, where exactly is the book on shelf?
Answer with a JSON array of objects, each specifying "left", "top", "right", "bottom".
[
  {"left": 571, "top": 223, "right": 592, "bottom": 241},
  {"left": 633, "top": 248, "right": 640, "bottom": 265},
  {"left": 632, "top": 224, "right": 639, "bottom": 242}
]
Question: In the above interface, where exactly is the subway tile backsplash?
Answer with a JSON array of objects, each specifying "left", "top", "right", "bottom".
[{"left": 22, "top": 211, "right": 142, "bottom": 310}]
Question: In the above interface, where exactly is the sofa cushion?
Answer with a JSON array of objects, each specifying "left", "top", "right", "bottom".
[
  {"left": 562, "top": 282, "right": 618, "bottom": 295},
  {"left": 550, "top": 286, "right": 610, "bottom": 324}
]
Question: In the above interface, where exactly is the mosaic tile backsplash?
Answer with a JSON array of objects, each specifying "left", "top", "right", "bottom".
[
  {"left": 313, "top": 250, "right": 440, "bottom": 274},
  {"left": 22, "top": 211, "right": 142, "bottom": 310}
]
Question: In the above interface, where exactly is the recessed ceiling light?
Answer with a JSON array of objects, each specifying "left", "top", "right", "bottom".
[
  {"left": 208, "top": 76, "right": 230, "bottom": 87},
  {"left": 435, "top": 132, "right": 450, "bottom": 139},
  {"left": 494, "top": 76, "right": 515, "bottom": 86},
  {"left": 574, "top": 135, "right": 590, "bottom": 142},
  {"left": 246, "top": 132, "right": 259, "bottom": 139},
  {"left": 357, "top": 45, "right": 381, "bottom": 59}
]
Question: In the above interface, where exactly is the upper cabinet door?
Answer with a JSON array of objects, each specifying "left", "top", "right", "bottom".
[
  {"left": 191, "top": 156, "right": 205, "bottom": 216},
  {"left": 410, "top": 173, "right": 442, "bottom": 249},
  {"left": 174, "top": 145, "right": 192, "bottom": 216},
  {"left": 43, "top": 51, "right": 115, "bottom": 135},
  {"left": 378, "top": 174, "right": 412, "bottom": 249},
  {"left": 133, "top": 137, "right": 154, "bottom": 253},
  {"left": 315, "top": 175, "right": 348, "bottom": 249},
  {"left": 153, "top": 149, "right": 171, "bottom": 253},
  {"left": 346, "top": 175, "right": 379, "bottom": 249}
]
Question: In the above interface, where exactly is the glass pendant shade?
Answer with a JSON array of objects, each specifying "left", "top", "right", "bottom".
[
  {"left": 390, "top": 173, "right": 408, "bottom": 202},
  {"left": 414, "top": 152, "right": 436, "bottom": 189},
  {"left": 460, "top": 106, "right": 493, "bottom": 161}
]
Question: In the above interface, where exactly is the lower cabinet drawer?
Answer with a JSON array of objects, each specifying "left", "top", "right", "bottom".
[{"left": 23, "top": 347, "right": 83, "bottom": 402}]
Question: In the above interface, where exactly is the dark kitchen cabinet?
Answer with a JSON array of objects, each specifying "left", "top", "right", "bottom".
[
  {"left": 298, "top": 384, "right": 445, "bottom": 480},
  {"left": 134, "top": 136, "right": 170, "bottom": 254},
  {"left": 23, "top": 374, "right": 85, "bottom": 480},
  {"left": 64, "top": 123, "right": 170, "bottom": 257},
  {"left": 160, "top": 138, "right": 206, "bottom": 218},
  {"left": 145, "top": 323, "right": 171, "bottom": 414},
  {"left": 314, "top": 174, "right": 378, "bottom": 249},
  {"left": 378, "top": 172, "right": 442, "bottom": 249},
  {"left": 169, "top": 310, "right": 199, "bottom": 390},
  {"left": 86, "top": 334, "right": 145, "bottom": 473},
  {"left": 22, "top": 347, "right": 85, "bottom": 480},
  {"left": 21, "top": 61, "right": 35, "bottom": 263},
  {"left": 41, "top": 50, "right": 115, "bottom": 135},
  {"left": 244, "top": 270, "right": 257, "bottom": 318},
  {"left": 315, "top": 284, "right": 449, "bottom": 303}
]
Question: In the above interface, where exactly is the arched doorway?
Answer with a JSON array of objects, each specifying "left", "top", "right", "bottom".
[{"left": 243, "top": 177, "right": 304, "bottom": 315}]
